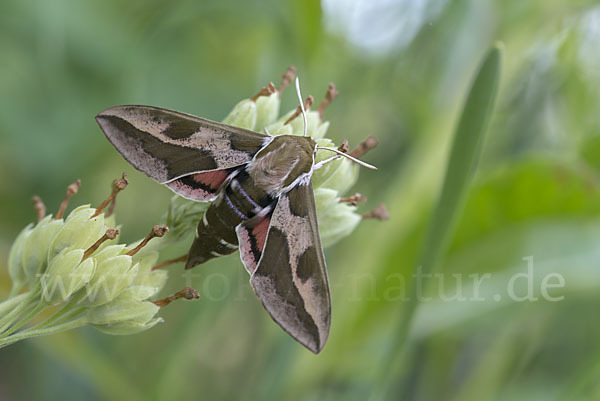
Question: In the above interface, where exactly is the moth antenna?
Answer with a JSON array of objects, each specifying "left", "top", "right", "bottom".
[
  {"left": 152, "top": 254, "right": 189, "bottom": 270},
  {"left": 295, "top": 77, "right": 308, "bottom": 137},
  {"left": 32, "top": 196, "right": 46, "bottom": 222},
  {"left": 153, "top": 286, "right": 200, "bottom": 308},
  {"left": 264, "top": 127, "right": 273, "bottom": 136},
  {"left": 316, "top": 147, "right": 378, "bottom": 170}
]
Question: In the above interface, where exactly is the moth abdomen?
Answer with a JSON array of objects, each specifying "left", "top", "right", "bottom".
[
  {"left": 226, "top": 172, "right": 273, "bottom": 216},
  {"left": 186, "top": 171, "right": 275, "bottom": 269},
  {"left": 185, "top": 219, "right": 238, "bottom": 268}
]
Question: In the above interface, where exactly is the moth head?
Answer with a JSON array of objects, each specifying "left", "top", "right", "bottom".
[{"left": 249, "top": 135, "right": 316, "bottom": 196}]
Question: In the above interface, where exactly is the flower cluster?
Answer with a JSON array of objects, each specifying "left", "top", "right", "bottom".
[
  {"left": 0, "top": 177, "right": 183, "bottom": 348},
  {"left": 0, "top": 66, "right": 384, "bottom": 349}
]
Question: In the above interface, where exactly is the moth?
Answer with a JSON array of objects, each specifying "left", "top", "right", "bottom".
[{"left": 95, "top": 81, "right": 374, "bottom": 353}]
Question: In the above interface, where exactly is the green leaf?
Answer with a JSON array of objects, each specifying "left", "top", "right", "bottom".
[
  {"left": 420, "top": 45, "right": 503, "bottom": 273},
  {"left": 371, "top": 44, "right": 503, "bottom": 400}
]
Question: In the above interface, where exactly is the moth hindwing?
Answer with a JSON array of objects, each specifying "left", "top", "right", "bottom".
[{"left": 96, "top": 105, "right": 331, "bottom": 353}]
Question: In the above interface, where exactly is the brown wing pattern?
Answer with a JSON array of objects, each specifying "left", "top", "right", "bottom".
[
  {"left": 95, "top": 105, "right": 266, "bottom": 183},
  {"left": 248, "top": 182, "right": 331, "bottom": 353},
  {"left": 166, "top": 169, "right": 232, "bottom": 202}
]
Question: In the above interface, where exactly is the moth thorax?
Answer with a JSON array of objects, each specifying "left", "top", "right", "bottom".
[{"left": 248, "top": 135, "right": 316, "bottom": 196}]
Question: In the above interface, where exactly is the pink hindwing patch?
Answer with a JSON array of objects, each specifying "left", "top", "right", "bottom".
[
  {"left": 166, "top": 170, "right": 229, "bottom": 201},
  {"left": 237, "top": 215, "right": 271, "bottom": 274}
]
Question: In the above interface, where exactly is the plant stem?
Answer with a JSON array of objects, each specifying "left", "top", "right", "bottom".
[
  {"left": 8, "top": 285, "right": 23, "bottom": 299},
  {"left": 0, "top": 290, "right": 40, "bottom": 333},
  {"left": 0, "top": 315, "right": 88, "bottom": 349},
  {"left": 0, "top": 301, "right": 46, "bottom": 338},
  {"left": 0, "top": 292, "right": 30, "bottom": 317},
  {"left": 32, "top": 301, "right": 83, "bottom": 330}
]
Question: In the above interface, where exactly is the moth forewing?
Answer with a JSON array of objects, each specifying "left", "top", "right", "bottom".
[
  {"left": 246, "top": 182, "right": 331, "bottom": 354},
  {"left": 95, "top": 105, "right": 267, "bottom": 184}
]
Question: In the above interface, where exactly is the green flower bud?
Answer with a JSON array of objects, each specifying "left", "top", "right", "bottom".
[
  {"left": 266, "top": 106, "right": 329, "bottom": 138},
  {"left": 76, "top": 255, "right": 137, "bottom": 307},
  {"left": 87, "top": 294, "right": 156, "bottom": 325},
  {"left": 21, "top": 216, "right": 64, "bottom": 287},
  {"left": 41, "top": 248, "right": 96, "bottom": 305},
  {"left": 223, "top": 81, "right": 279, "bottom": 132},
  {"left": 0, "top": 292, "right": 30, "bottom": 316},
  {"left": 133, "top": 250, "right": 159, "bottom": 273},
  {"left": 312, "top": 139, "right": 359, "bottom": 194},
  {"left": 314, "top": 188, "right": 361, "bottom": 248},
  {"left": 7, "top": 223, "right": 33, "bottom": 295},
  {"left": 91, "top": 244, "right": 127, "bottom": 265},
  {"left": 119, "top": 285, "right": 160, "bottom": 302},
  {"left": 92, "top": 316, "right": 163, "bottom": 336},
  {"left": 264, "top": 120, "right": 293, "bottom": 136},
  {"left": 255, "top": 92, "right": 280, "bottom": 132},
  {"left": 87, "top": 292, "right": 161, "bottom": 335},
  {"left": 288, "top": 109, "right": 329, "bottom": 139},
  {"left": 314, "top": 120, "right": 330, "bottom": 139},
  {"left": 131, "top": 252, "right": 168, "bottom": 295},
  {"left": 48, "top": 206, "right": 105, "bottom": 261},
  {"left": 222, "top": 99, "right": 257, "bottom": 130},
  {"left": 82, "top": 250, "right": 166, "bottom": 333}
]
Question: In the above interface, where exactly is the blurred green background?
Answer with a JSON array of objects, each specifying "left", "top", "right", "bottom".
[{"left": 2, "top": 0, "right": 600, "bottom": 400}]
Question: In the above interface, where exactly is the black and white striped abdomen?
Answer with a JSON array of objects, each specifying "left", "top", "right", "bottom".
[{"left": 185, "top": 170, "right": 274, "bottom": 269}]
